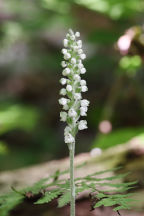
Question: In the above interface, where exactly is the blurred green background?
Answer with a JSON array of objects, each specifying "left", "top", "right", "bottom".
[{"left": 0, "top": 0, "right": 144, "bottom": 171}]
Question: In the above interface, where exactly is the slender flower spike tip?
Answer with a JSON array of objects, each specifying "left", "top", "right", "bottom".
[
  {"left": 59, "top": 29, "right": 89, "bottom": 145},
  {"left": 59, "top": 29, "right": 89, "bottom": 216}
]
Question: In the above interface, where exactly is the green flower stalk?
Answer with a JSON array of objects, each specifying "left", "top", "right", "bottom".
[{"left": 59, "top": 29, "right": 89, "bottom": 216}]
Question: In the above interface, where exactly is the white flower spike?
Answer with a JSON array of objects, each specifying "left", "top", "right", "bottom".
[{"left": 59, "top": 29, "right": 89, "bottom": 144}]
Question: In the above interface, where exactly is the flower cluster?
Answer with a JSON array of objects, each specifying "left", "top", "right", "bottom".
[{"left": 59, "top": 29, "right": 89, "bottom": 144}]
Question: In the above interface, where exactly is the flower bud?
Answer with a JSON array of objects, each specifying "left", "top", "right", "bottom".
[
  {"left": 78, "top": 120, "right": 87, "bottom": 130},
  {"left": 59, "top": 98, "right": 68, "bottom": 106},
  {"left": 60, "top": 78, "right": 67, "bottom": 85},
  {"left": 63, "top": 39, "right": 68, "bottom": 47},
  {"left": 66, "top": 85, "right": 72, "bottom": 92},
  {"left": 60, "top": 112, "right": 67, "bottom": 122}
]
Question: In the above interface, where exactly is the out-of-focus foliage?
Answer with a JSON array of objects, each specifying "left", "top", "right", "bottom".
[
  {"left": 0, "top": 104, "right": 39, "bottom": 134},
  {"left": 75, "top": 0, "right": 144, "bottom": 19},
  {"left": 93, "top": 128, "right": 144, "bottom": 149},
  {"left": 0, "top": 142, "right": 8, "bottom": 155},
  {"left": 119, "top": 55, "right": 142, "bottom": 76}
]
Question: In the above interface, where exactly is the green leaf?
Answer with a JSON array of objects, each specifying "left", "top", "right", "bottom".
[
  {"left": 58, "top": 191, "right": 71, "bottom": 207},
  {"left": 35, "top": 190, "right": 61, "bottom": 204}
]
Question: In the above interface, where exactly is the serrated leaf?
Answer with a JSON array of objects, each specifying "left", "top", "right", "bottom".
[
  {"left": 35, "top": 190, "right": 61, "bottom": 204},
  {"left": 58, "top": 191, "right": 71, "bottom": 207},
  {"left": 94, "top": 198, "right": 117, "bottom": 208}
]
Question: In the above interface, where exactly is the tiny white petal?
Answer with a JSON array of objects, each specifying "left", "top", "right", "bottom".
[
  {"left": 77, "top": 40, "right": 82, "bottom": 46},
  {"left": 78, "top": 59, "right": 82, "bottom": 64},
  {"left": 78, "top": 120, "right": 87, "bottom": 130},
  {"left": 64, "top": 53, "right": 71, "bottom": 60},
  {"left": 81, "top": 99, "right": 90, "bottom": 107},
  {"left": 74, "top": 74, "right": 81, "bottom": 81},
  {"left": 80, "top": 80, "right": 86, "bottom": 86},
  {"left": 63, "top": 39, "right": 68, "bottom": 47},
  {"left": 62, "top": 48, "right": 67, "bottom": 54},
  {"left": 70, "top": 35, "right": 75, "bottom": 40},
  {"left": 65, "top": 133, "right": 75, "bottom": 143},
  {"left": 59, "top": 98, "right": 68, "bottom": 106},
  {"left": 60, "top": 112, "right": 67, "bottom": 122},
  {"left": 80, "top": 106, "right": 87, "bottom": 116},
  {"left": 80, "top": 67, "right": 86, "bottom": 74},
  {"left": 63, "top": 68, "right": 71, "bottom": 76},
  {"left": 80, "top": 53, "right": 86, "bottom": 60},
  {"left": 61, "top": 61, "right": 67, "bottom": 68},
  {"left": 73, "top": 46, "right": 79, "bottom": 51},
  {"left": 66, "top": 85, "right": 72, "bottom": 92},
  {"left": 71, "top": 58, "right": 76, "bottom": 64},
  {"left": 78, "top": 49, "right": 83, "bottom": 54},
  {"left": 60, "top": 78, "right": 67, "bottom": 85},
  {"left": 81, "top": 85, "right": 88, "bottom": 92},
  {"left": 60, "top": 88, "right": 66, "bottom": 95},
  {"left": 63, "top": 104, "right": 69, "bottom": 110},
  {"left": 78, "top": 63, "right": 83, "bottom": 69},
  {"left": 75, "top": 32, "right": 80, "bottom": 37},
  {"left": 68, "top": 108, "right": 77, "bottom": 117},
  {"left": 74, "top": 93, "right": 81, "bottom": 100},
  {"left": 64, "top": 126, "right": 71, "bottom": 135}
]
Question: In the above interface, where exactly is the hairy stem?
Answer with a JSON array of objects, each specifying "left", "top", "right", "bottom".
[{"left": 69, "top": 142, "right": 75, "bottom": 216}]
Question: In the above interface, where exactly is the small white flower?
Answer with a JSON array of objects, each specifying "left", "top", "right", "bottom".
[
  {"left": 73, "top": 46, "right": 79, "bottom": 51},
  {"left": 77, "top": 40, "right": 82, "bottom": 47},
  {"left": 78, "top": 63, "right": 83, "bottom": 69},
  {"left": 75, "top": 32, "right": 80, "bottom": 37},
  {"left": 74, "top": 93, "right": 81, "bottom": 100},
  {"left": 63, "top": 68, "right": 71, "bottom": 76},
  {"left": 63, "top": 39, "right": 68, "bottom": 47},
  {"left": 61, "top": 61, "right": 67, "bottom": 68},
  {"left": 70, "top": 35, "right": 75, "bottom": 40},
  {"left": 74, "top": 74, "right": 81, "bottom": 81},
  {"left": 80, "top": 106, "right": 88, "bottom": 116},
  {"left": 78, "top": 120, "right": 87, "bottom": 130},
  {"left": 59, "top": 98, "right": 68, "bottom": 106},
  {"left": 68, "top": 108, "right": 77, "bottom": 117},
  {"left": 62, "top": 48, "right": 67, "bottom": 54},
  {"left": 64, "top": 53, "right": 71, "bottom": 60},
  {"left": 81, "top": 99, "right": 90, "bottom": 107},
  {"left": 71, "top": 58, "right": 76, "bottom": 64},
  {"left": 80, "top": 53, "right": 86, "bottom": 60},
  {"left": 66, "top": 85, "right": 72, "bottom": 92},
  {"left": 63, "top": 104, "right": 69, "bottom": 110},
  {"left": 80, "top": 67, "right": 86, "bottom": 74},
  {"left": 81, "top": 85, "right": 88, "bottom": 92},
  {"left": 78, "top": 49, "right": 83, "bottom": 54},
  {"left": 60, "top": 78, "right": 67, "bottom": 85},
  {"left": 64, "top": 126, "right": 71, "bottom": 135},
  {"left": 80, "top": 80, "right": 86, "bottom": 86},
  {"left": 66, "top": 33, "right": 70, "bottom": 38},
  {"left": 60, "top": 112, "right": 67, "bottom": 122},
  {"left": 60, "top": 88, "right": 66, "bottom": 96},
  {"left": 65, "top": 133, "right": 75, "bottom": 143}
]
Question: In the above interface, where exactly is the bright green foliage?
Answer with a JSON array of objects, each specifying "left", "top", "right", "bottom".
[
  {"left": 0, "top": 104, "right": 39, "bottom": 135},
  {"left": 0, "top": 167, "right": 136, "bottom": 216},
  {"left": 119, "top": 55, "right": 142, "bottom": 76},
  {"left": 93, "top": 127, "right": 144, "bottom": 149}
]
